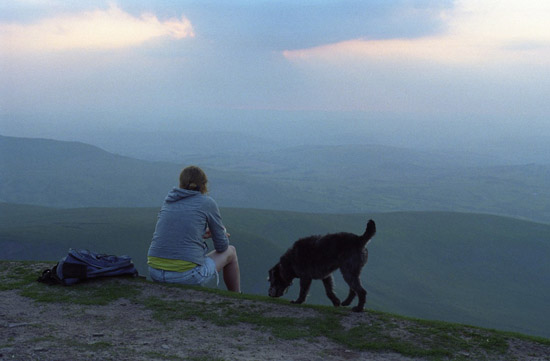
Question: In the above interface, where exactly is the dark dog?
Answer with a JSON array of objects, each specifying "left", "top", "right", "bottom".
[{"left": 268, "top": 219, "right": 376, "bottom": 312}]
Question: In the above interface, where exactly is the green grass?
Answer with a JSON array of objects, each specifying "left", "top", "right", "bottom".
[
  {"left": 20, "top": 279, "right": 143, "bottom": 305},
  {"left": 0, "top": 261, "right": 46, "bottom": 291}
]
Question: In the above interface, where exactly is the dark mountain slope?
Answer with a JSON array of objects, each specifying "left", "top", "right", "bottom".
[{"left": 1, "top": 203, "right": 549, "bottom": 338}]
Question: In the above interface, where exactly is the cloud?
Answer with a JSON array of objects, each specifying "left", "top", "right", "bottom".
[
  {"left": 0, "top": 3, "right": 194, "bottom": 53},
  {"left": 283, "top": 0, "right": 550, "bottom": 66}
]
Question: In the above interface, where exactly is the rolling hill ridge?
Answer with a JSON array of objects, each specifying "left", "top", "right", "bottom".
[{"left": 2, "top": 134, "right": 550, "bottom": 223}]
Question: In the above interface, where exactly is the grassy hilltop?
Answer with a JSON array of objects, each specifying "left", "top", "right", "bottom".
[{"left": 2, "top": 261, "right": 549, "bottom": 361}]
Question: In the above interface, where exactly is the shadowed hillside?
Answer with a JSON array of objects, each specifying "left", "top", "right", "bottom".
[{"left": 1, "top": 203, "right": 549, "bottom": 338}]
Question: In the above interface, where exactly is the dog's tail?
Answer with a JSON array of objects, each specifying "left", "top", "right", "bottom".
[{"left": 359, "top": 219, "right": 376, "bottom": 247}]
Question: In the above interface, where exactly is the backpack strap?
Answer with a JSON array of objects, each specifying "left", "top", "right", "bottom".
[{"left": 37, "top": 265, "right": 63, "bottom": 285}]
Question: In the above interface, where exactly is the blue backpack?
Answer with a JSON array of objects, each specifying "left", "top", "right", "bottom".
[{"left": 38, "top": 249, "right": 138, "bottom": 285}]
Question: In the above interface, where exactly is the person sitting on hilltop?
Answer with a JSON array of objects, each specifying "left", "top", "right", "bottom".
[{"left": 147, "top": 165, "right": 240, "bottom": 292}]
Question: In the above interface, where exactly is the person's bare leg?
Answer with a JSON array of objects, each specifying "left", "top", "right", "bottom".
[{"left": 208, "top": 245, "right": 240, "bottom": 292}]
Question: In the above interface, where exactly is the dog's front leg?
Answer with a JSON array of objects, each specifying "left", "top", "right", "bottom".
[
  {"left": 291, "top": 277, "right": 312, "bottom": 304},
  {"left": 322, "top": 275, "right": 341, "bottom": 307}
]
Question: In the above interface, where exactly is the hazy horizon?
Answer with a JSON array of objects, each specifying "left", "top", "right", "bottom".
[{"left": 2, "top": 108, "right": 550, "bottom": 165}]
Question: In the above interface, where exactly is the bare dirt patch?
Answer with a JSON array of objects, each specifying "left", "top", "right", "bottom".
[
  {"left": 1, "top": 262, "right": 549, "bottom": 361},
  {"left": 1, "top": 283, "right": 415, "bottom": 360}
]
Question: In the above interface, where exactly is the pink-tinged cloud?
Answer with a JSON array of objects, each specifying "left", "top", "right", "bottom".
[
  {"left": 0, "top": 4, "right": 194, "bottom": 53},
  {"left": 283, "top": 0, "right": 550, "bottom": 66},
  {"left": 283, "top": 37, "right": 490, "bottom": 65}
]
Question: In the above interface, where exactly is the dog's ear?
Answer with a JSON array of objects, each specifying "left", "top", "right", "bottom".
[
  {"left": 276, "top": 262, "right": 292, "bottom": 283},
  {"left": 269, "top": 263, "right": 283, "bottom": 281}
]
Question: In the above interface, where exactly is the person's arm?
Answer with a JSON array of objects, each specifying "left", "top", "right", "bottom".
[
  {"left": 205, "top": 198, "right": 229, "bottom": 252},
  {"left": 202, "top": 228, "right": 230, "bottom": 239}
]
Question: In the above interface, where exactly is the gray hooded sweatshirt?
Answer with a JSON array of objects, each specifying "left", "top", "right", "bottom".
[{"left": 147, "top": 188, "right": 229, "bottom": 266}]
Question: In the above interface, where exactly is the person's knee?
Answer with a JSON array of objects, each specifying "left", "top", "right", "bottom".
[{"left": 227, "top": 245, "right": 238, "bottom": 260}]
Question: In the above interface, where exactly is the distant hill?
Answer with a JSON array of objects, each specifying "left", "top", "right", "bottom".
[
  {"left": 0, "top": 135, "right": 175, "bottom": 207},
  {"left": 1, "top": 203, "right": 549, "bottom": 338},
  {"left": 0, "top": 135, "right": 292, "bottom": 209},
  {"left": 2, "top": 134, "right": 550, "bottom": 223}
]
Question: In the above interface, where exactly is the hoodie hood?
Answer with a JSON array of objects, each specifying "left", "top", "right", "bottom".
[{"left": 165, "top": 187, "right": 201, "bottom": 203}]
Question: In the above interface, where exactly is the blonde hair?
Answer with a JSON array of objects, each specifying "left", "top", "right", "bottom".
[{"left": 179, "top": 166, "right": 208, "bottom": 194}]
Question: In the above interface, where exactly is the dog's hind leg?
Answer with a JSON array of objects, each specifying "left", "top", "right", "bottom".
[
  {"left": 341, "top": 265, "right": 367, "bottom": 312},
  {"left": 341, "top": 288, "right": 356, "bottom": 307},
  {"left": 322, "top": 275, "right": 341, "bottom": 307},
  {"left": 291, "top": 277, "right": 312, "bottom": 304},
  {"left": 348, "top": 278, "right": 367, "bottom": 312}
]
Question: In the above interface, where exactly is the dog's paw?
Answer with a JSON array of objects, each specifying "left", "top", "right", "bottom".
[
  {"left": 290, "top": 299, "right": 304, "bottom": 304},
  {"left": 341, "top": 299, "right": 351, "bottom": 307},
  {"left": 332, "top": 299, "right": 341, "bottom": 307},
  {"left": 351, "top": 306, "right": 364, "bottom": 312}
]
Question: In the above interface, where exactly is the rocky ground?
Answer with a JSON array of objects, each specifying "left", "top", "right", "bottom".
[{"left": 1, "top": 262, "right": 549, "bottom": 361}]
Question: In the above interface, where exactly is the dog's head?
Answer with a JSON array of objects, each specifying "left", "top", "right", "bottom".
[{"left": 268, "top": 262, "right": 292, "bottom": 298}]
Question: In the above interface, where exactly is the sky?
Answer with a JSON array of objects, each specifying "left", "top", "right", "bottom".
[{"left": 1, "top": 0, "right": 550, "bottom": 150}]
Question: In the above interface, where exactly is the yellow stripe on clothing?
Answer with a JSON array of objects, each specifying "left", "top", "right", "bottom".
[{"left": 147, "top": 256, "right": 197, "bottom": 272}]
